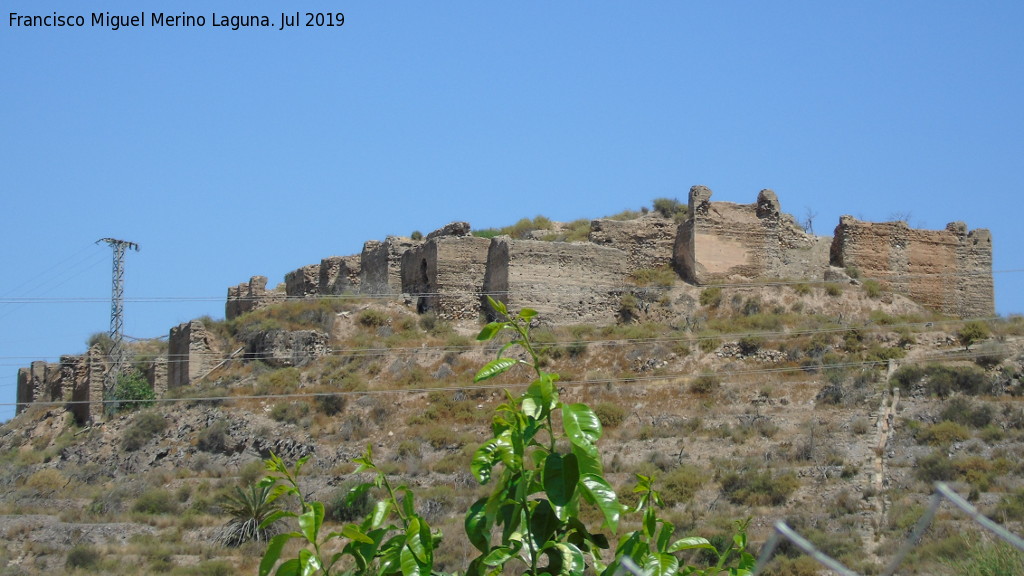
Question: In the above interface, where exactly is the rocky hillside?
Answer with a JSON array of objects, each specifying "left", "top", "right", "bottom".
[{"left": 2, "top": 279, "right": 1024, "bottom": 575}]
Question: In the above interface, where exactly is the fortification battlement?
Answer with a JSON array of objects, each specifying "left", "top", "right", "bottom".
[{"left": 19, "top": 186, "right": 995, "bottom": 423}]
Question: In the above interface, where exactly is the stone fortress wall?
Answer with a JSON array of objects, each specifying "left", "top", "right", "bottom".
[{"left": 17, "top": 186, "right": 995, "bottom": 422}]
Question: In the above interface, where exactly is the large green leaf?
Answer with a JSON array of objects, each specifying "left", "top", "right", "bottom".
[
  {"left": 298, "top": 549, "right": 321, "bottom": 576},
  {"left": 543, "top": 453, "right": 580, "bottom": 507},
  {"left": 405, "top": 516, "right": 433, "bottom": 565},
  {"left": 572, "top": 443, "right": 603, "bottom": 478},
  {"left": 482, "top": 545, "right": 517, "bottom": 567},
  {"left": 471, "top": 431, "right": 514, "bottom": 483},
  {"left": 297, "top": 502, "right": 324, "bottom": 544},
  {"left": 667, "top": 536, "right": 716, "bottom": 553},
  {"left": 274, "top": 558, "right": 301, "bottom": 576},
  {"left": 378, "top": 535, "right": 405, "bottom": 575},
  {"left": 486, "top": 296, "right": 508, "bottom": 317},
  {"left": 519, "top": 308, "right": 538, "bottom": 320},
  {"left": 528, "top": 500, "right": 561, "bottom": 549},
  {"left": 260, "top": 532, "right": 300, "bottom": 576},
  {"left": 562, "top": 403, "right": 603, "bottom": 451},
  {"left": 369, "top": 500, "right": 392, "bottom": 529},
  {"left": 541, "top": 542, "right": 585, "bottom": 576},
  {"left": 475, "top": 358, "right": 518, "bottom": 382},
  {"left": 579, "top": 474, "right": 620, "bottom": 532},
  {"left": 400, "top": 544, "right": 428, "bottom": 576},
  {"left": 465, "top": 498, "right": 492, "bottom": 553},
  {"left": 477, "top": 322, "right": 504, "bottom": 341},
  {"left": 340, "top": 523, "right": 374, "bottom": 544},
  {"left": 641, "top": 552, "right": 679, "bottom": 576}
]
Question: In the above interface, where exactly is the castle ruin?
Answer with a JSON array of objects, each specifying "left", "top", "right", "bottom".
[{"left": 17, "top": 185, "right": 996, "bottom": 422}]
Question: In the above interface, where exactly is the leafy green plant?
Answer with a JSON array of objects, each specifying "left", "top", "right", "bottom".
[
  {"left": 606, "top": 475, "right": 753, "bottom": 576},
  {"left": 221, "top": 483, "right": 282, "bottom": 547},
  {"left": 861, "top": 279, "right": 882, "bottom": 299},
  {"left": 466, "top": 297, "right": 621, "bottom": 576},
  {"left": 958, "top": 320, "right": 991, "bottom": 351},
  {"left": 256, "top": 299, "right": 756, "bottom": 576},
  {"left": 121, "top": 410, "right": 167, "bottom": 451},
  {"left": 652, "top": 197, "right": 688, "bottom": 222},
  {"left": 699, "top": 287, "right": 722, "bottom": 308},
  {"left": 111, "top": 369, "right": 156, "bottom": 412},
  {"left": 65, "top": 544, "right": 101, "bottom": 570},
  {"left": 258, "top": 448, "right": 441, "bottom": 576}
]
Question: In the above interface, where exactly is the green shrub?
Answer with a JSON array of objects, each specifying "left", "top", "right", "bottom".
[
  {"left": 325, "top": 481, "right": 374, "bottom": 523},
  {"left": 698, "top": 333, "right": 721, "bottom": 353},
  {"left": 220, "top": 483, "right": 281, "bottom": 546},
  {"left": 659, "top": 464, "right": 704, "bottom": 505},
  {"left": 942, "top": 536, "right": 1024, "bottom": 576},
  {"left": 122, "top": 410, "right": 168, "bottom": 451},
  {"left": 65, "top": 544, "right": 101, "bottom": 570},
  {"left": 652, "top": 197, "right": 687, "bottom": 220},
  {"left": 593, "top": 402, "right": 627, "bottom": 428},
  {"left": 358, "top": 309, "right": 389, "bottom": 328},
  {"left": 958, "top": 321, "right": 991, "bottom": 351},
  {"left": 862, "top": 279, "right": 882, "bottom": 298},
  {"left": 890, "top": 364, "right": 994, "bottom": 397},
  {"left": 257, "top": 367, "right": 301, "bottom": 394},
  {"left": 994, "top": 488, "right": 1024, "bottom": 522},
  {"left": 314, "top": 393, "right": 346, "bottom": 416},
  {"left": 112, "top": 369, "right": 156, "bottom": 412},
  {"left": 916, "top": 420, "right": 970, "bottom": 446},
  {"left": 618, "top": 293, "right": 639, "bottom": 320},
  {"left": 699, "top": 286, "right": 722, "bottom": 308},
  {"left": 720, "top": 467, "right": 798, "bottom": 506},
  {"left": 690, "top": 373, "right": 720, "bottom": 395},
  {"left": 940, "top": 397, "right": 993, "bottom": 428},
  {"left": 629, "top": 266, "right": 676, "bottom": 287},
  {"left": 271, "top": 401, "right": 310, "bottom": 424},
  {"left": 133, "top": 488, "right": 178, "bottom": 514},
  {"left": 916, "top": 450, "right": 955, "bottom": 483},
  {"left": 825, "top": 283, "right": 843, "bottom": 297},
  {"left": 974, "top": 341, "right": 1009, "bottom": 369},
  {"left": 737, "top": 336, "right": 763, "bottom": 355},
  {"left": 197, "top": 420, "right": 230, "bottom": 453}
]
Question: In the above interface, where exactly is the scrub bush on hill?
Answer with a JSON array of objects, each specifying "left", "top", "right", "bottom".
[{"left": 257, "top": 300, "right": 754, "bottom": 576}]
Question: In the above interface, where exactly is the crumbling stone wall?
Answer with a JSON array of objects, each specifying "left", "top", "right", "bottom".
[
  {"left": 674, "top": 186, "right": 830, "bottom": 284},
  {"left": 17, "top": 362, "right": 51, "bottom": 414},
  {"left": 226, "top": 276, "right": 285, "bottom": 321},
  {"left": 66, "top": 347, "right": 106, "bottom": 424},
  {"left": 482, "top": 238, "right": 630, "bottom": 324},
  {"left": 361, "top": 236, "right": 422, "bottom": 295},
  {"left": 830, "top": 216, "right": 994, "bottom": 318},
  {"left": 16, "top": 349, "right": 107, "bottom": 424},
  {"left": 401, "top": 225, "right": 489, "bottom": 320},
  {"left": 282, "top": 255, "right": 363, "bottom": 299},
  {"left": 245, "top": 329, "right": 329, "bottom": 367},
  {"left": 320, "top": 255, "right": 361, "bottom": 295},
  {"left": 168, "top": 320, "right": 223, "bottom": 388},
  {"left": 285, "top": 264, "right": 321, "bottom": 297},
  {"left": 589, "top": 214, "right": 677, "bottom": 273}
]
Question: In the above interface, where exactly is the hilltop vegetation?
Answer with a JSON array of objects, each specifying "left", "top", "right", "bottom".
[{"left": 0, "top": 212, "right": 1022, "bottom": 574}]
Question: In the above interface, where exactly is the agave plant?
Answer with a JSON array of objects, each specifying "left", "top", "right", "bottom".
[{"left": 221, "top": 482, "right": 281, "bottom": 547}]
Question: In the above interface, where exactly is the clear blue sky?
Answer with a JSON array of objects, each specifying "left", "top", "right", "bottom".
[{"left": 2, "top": 2, "right": 1023, "bottom": 422}]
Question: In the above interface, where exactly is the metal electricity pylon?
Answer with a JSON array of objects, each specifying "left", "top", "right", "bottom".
[{"left": 96, "top": 238, "right": 140, "bottom": 407}]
